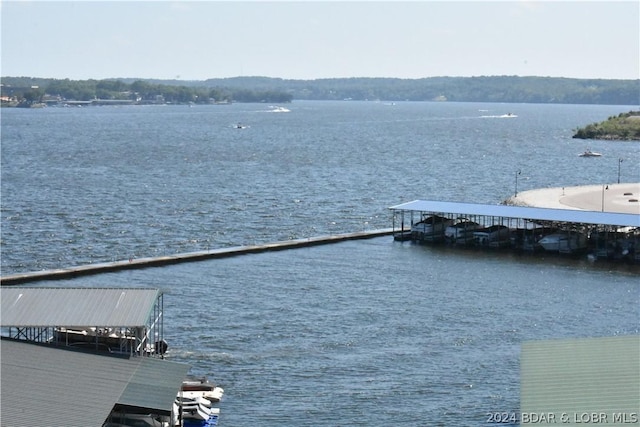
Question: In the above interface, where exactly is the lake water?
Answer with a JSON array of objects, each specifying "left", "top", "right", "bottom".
[{"left": 1, "top": 101, "right": 639, "bottom": 425}]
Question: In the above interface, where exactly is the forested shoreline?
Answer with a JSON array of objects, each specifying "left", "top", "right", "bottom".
[
  {"left": 2, "top": 75, "right": 638, "bottom": 107},
  {"left": 573, "top": 111, "right": 640, "bottom": 140}
]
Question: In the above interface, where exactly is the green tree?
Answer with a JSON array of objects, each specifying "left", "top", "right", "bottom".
[{"left": 22, "top": 87, "right": 45, "bottom": 103}]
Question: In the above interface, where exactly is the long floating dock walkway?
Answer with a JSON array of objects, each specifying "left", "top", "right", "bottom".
[
  {"left": 0, "top": 229, "right": 396, "bottom": 286},
  {"left": 5, "top": 185, "right": 638, "bottom": 286}
]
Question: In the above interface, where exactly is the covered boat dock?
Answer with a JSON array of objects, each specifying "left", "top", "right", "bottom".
[
  {"left": 0, "top": 287, "right": 190, "bottom": 427},
  {"left": 1, "top": 287, "right": 167, "bottom": 357},
  {"left": 389, "top": 200, "right": 639, "bottom": 261}
]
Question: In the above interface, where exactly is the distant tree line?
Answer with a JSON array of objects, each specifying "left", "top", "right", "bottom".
[
  {"left": 184, "top": 75, "right": 639, "bottom": 105},
  {"left": 1, "top": 75, "right": 638, "bottom": 106},
  {"left": 0, "top": 77, "right": 293, "bottom": 106}
]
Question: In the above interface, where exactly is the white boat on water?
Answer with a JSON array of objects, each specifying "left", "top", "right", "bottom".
[
  {"left": 269, "top": 105, "right": 290, "bottom": 113},
  {"left": 479, "top": 112, "right": 517, "bottom": 118},
  {"left": 411, "top": 214, "right": 454, "bottom": 242},
  {"left": 174, "top": 375, "right": 224, "bottom": 424},
  {"left": 510, "top": 227, "right": 557, "bottom": 252},
  {"left": 444, "top": 219, "right": 482, "bottom": 245},
  {"left": 538, "top": 233, "right": 567, "bottom": 251},
  {"left": 180, "top": 376, "right": 224, "bottom": 403},
  {"left": 538, "top": 232, "right": 588, "bottom": 253},
  {"left": 579, "top": 149, "right": 602, "bottom": 157},
  {"left": 179, "top": 390, "right": 223, "bottom": 405}
]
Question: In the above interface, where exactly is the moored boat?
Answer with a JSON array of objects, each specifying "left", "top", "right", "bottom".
[
  {"left": 180, "top": 376, "right": 224, "bottom": 403},
  {"left": 538, "top": 231, "right": 588, "bottom": 253},
  {"left": 53, "top": 326, "right": 168, "bottom": 355},
  {"left": 179, "top": 402, "right": 216, "bottom": 421},
  {"left": 510, "top": 227, "right": 557, "bottom": 252},
  {"left": 176, "top": 403, "right": 219, "bottom": 425},
  {"left": 473, "top": 225, "right": 511, "bottom": 247},
  {"left": 411, "top": 214, "right": 454, "bottom": 242},
  {"left": 176, "top": 395, "right": 215, "bottom": 408},
  {"left": 444, "top": 218, "right": 482, "bottom": 245},
  {"left": 179, "top": 389, "right": 223, "bottom": 404},
  {"left": 174, "top": 376, "right": 224, "bottom": 426},
  {"left": 589, "top": 227, "right": 638, "bottom": 261}
]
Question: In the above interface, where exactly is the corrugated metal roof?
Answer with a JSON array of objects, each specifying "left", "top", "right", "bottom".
[
  {"left": 521, "top": 335, "right": 640, "bottom": 423},
  {"left": 389, "top": 200, "right": 640, "bottom": 227},
  {"left": 117, "top": 356, "right": 191, "bottom": 415},
  {"left": 0, "top": 339, "right": 189, "bottom": 427},
  {"left": 0, "top": 287, "right": 160, "bottom": 327}
]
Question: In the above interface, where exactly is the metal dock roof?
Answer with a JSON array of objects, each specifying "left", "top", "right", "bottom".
[
  {"left": 116, "top": 355, "right": 191, "bottom": 415},
  {"left": 0, "top": 287, "right": 161, "bottom": 327},
  {"left": 521, "top": 335, "right": 640, "bottom": 420},
  {"left": 389, "top": 200, "right": 640, "bottom": 228},
  {"left": 1, "top": 339, "right": 190, "bottom": 427}
]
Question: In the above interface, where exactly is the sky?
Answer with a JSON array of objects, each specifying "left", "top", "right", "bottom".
[{"left": 1, "top": 1, "right": 638, "bottom": 81}]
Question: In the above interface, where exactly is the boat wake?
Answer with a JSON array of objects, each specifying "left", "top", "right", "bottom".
[
  {"left": 166, "top": 348, "right": 236, "bottom": 364},
  {"left": 480, "top": 113, "right": 518, "bottom": 118},
  {"left": 266, "top": 105, "right": 290, "bottom": 113}
]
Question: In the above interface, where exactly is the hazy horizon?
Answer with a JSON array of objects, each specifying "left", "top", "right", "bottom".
[
  {"left": 2, "top": 1, "right": 638, "bottom": 81},
  {"left": 2, "top": 74, "right": 638, "bottom": 82}
]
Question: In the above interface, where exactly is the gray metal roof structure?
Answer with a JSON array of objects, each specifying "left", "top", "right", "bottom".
[
  {"left": 1, "top": 339, "right": 190, "bottom": 427},
  {"left": 521, "top": 335, "right": 639, "bottom": 420},
  {"left": 116, "top": 355, "right": 190, "bottom": 415},
  {"left": 1, "top": 287, "right": 160, "bottom": 327},
  {"left": 389, "top": 200, "right": 640, "bottom": 228}
]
